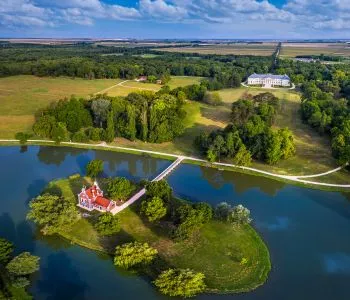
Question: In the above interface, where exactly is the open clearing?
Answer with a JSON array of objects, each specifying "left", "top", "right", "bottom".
[
  {"left": 280, "top": 43, "right": 350, "bottom": 58},
  {"left": 0, "top": 75, "right": 120, "bottom": 138},
  {"left": 155, "top": 43, "right": 277, "bottom": 56},
  {"left": 105, "top": 76, "right": 203, "bottom": 97},
  {"left": 0, "top": 75, "right": 201, "bottom": 138}
]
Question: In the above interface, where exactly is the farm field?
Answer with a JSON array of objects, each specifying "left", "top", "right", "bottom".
[
  {"left": 155, "top": 43, "right": 277, "bottom": 56},
  {"left": 280, "top": 42, "right": 350, "bottom": 58},
  {"left": 0, "top": 75, "right": 120, "bottom": 138}
]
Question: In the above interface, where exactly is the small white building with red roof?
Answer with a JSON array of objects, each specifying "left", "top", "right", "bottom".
[{"left": 77, "top": 181, "right": 116, "bottom": 212}]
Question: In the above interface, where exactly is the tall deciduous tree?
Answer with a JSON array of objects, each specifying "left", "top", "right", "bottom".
[
  {"left": 114, "top": 241, "right": 158, "bottom": 269},
  {"left": 141, "top": 196, "right": 167, "bottom": 222},
  {"left": 104, "top": 110, "right": 115, "bottom": 143},
  {"left": 27, "top": 194, "right": 79, "bottom": 235},
  {"left": 154, "top": 268, "right": 206, "bottom": 298},
  {"left": 6, "top": 252, "right": 40, "bottom": 276},
  {"left": 86, "top": 159, "right": 103, "bottom": 178}
]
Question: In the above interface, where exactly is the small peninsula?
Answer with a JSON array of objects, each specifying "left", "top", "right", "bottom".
[{"left": 27, "top": 169, "right": 271, "bottom": 297}]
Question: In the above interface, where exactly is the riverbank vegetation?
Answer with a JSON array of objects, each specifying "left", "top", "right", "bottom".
[
  {"left": 27, "top": 174, "right": 271, "bottom": 296},
  {"left": 0, "top": 238, "right": 40, "bottom": 299}
]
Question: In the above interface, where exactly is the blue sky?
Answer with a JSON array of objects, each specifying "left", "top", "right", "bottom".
[{"left": 1, "top": 1, "right": 350, "bottom": 39}]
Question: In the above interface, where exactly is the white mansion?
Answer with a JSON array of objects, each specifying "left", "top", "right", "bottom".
[{"left": 247, "top": 73, "right": 291, "bottom": 87}]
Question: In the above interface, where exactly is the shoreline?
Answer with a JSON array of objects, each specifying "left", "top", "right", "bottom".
[{"left": 0, "top": 139, "right": 349, "bottom": 192}]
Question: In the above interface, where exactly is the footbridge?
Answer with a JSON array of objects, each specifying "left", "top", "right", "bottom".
[{"left": 110, "top": 156, "right": 184, "bottom": 215}]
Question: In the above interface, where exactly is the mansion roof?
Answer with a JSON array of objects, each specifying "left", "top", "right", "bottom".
[{"left": 248, "top": 73, "right": 290, "bottom": 80}]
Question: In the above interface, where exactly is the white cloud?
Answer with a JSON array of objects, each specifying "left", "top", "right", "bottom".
[
  {"left": 139, "top": 0, "right": 187, "bottom": 19},
  {"left": 1, "top": 0, "right": 350, "bottom": 35}
]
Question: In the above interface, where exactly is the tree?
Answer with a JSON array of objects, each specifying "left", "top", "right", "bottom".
[
  {"left": 214, "top": 202, "right": 232, "bottom": 221},
  {"left": 6, "top": 252, "right": 40, "bottom": 276},
  {"left": 94, "top": 213, "right": 120, "bottom": 236},
  {"left": 15, "top": 132, "right": 32, "bottom": 144},
  {"left": 71, "top": 129, "right": 89, "bottom": 142},
  {"left": 12, "top": 277, "right": 30, "bottom": 288},
  {"left": 27, "top": 194, "right": 79, "bottom": 235},
  {"left": 104, "top": 110, "right": 115, "bottom": 143},
  {"left": 86, "top": 159, "right": 103, "bottom": 178},
  {"left": 141, "top": 196, "right": 167, "bottom": 222},
  {"left": 91, "top": 99, "right": 110, "bottom": 127},
  {"left": 107, "top": 177, "right": 135, "bottom": 201},
  {"left": 203, "top": 92, "right": 223, "bottom": 106},
  {"left": 174, "top": 203, "right": 212, "bottom": 240},
  {"left": 0, "top": 238, "right": 13, "bottom": 264},
  {"left": 154, "top": 268, "right": 206, "bottom": 298},
  {"left": 114, "top": 241, "right": 158, "bottom": 269},
  {"left": 145, "top": 180, "right": 172, "bottom": 203},
  {"left": 88, "top": 127, "right": 103, "bottom": 141},
  {"left": 51, "top": 122, "right": 69, "bottom": 144},
  {"left": 32, "top": 115, "right": 56, "bottom": 138},
  {"left": 232, "top": 145, "right": 252, "bottom": 166},
  {"left": 228, "top": 205, "right": 252, "bottom": 225}
]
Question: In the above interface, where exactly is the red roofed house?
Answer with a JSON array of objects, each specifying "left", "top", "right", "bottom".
[{"left": 78, "top": 181, "right": 116, "bottom": 212}]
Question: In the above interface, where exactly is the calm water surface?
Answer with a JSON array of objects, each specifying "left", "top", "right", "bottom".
[{"left": 1, "top": 146, "right": 350, "bottom": 300}]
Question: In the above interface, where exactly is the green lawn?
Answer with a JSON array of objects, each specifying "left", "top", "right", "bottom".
[
  {"left": 105, "top": 76, "right": 203, "bottom": 97},
  {"left": 0, "top": 75, "right": 120, "bottom": 138},
  {"left": 48, "top": 176, "right": 271, "bottom": 294}
]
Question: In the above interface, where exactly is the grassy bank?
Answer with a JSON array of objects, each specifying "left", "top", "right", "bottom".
[{"left": 48, "top": 176, "right": 271, "bottom": 294}]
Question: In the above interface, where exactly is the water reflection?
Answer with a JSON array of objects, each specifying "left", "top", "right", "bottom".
[
  {"left": 189, "top": 165, "right": 285, "bottom": 197},
  {"left": 37, "top": 146, "right": 88, "bottom": 166},
  {"left": 0, "top": 213, "right": 35, "bottom": 254},
  {"left": 323, "top": 253, "right": 350, "bottom": 274},
  {"left": 36, "top": 252, "right": 88, "bottom": 300},
  {"left": 256, "top": 216, "right": 291, "bottom": 231}
]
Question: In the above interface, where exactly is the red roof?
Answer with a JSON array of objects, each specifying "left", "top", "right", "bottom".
[
  {"left": 85, "top": 185, "right": 101, "bottom": 199},
  {"left": 94, "top": 196, "right": 111, "bottom": 208}
]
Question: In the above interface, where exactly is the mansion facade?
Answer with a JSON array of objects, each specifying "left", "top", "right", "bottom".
[{"left": 247, "top": 73, "right": 291, "bottom": 87}]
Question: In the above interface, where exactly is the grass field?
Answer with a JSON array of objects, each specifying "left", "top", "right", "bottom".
[
  {"left": 0, "top": 75, "right": 202, "bottom": 138},
  {"left": 111, "top": 85, "right": 347, "bottom": 180},
  {"left": 280, "top": 43, "right": 350, "bottom": 58},
  {"left": 105, "top": 76, "right": 203, "bottom": 97},
  {"left": 215, "top": 86, "right": 343, "bottom": 176},
  {"left": 51, "top": 176, "right": 270, "bottom": 293},
  {"left": 155, "top": 44, "right": 277, "bottom": 56},
  {"left": 0, "top": 75, "right": 120, "bottom": 138}
]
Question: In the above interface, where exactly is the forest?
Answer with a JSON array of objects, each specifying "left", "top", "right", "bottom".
[
  {"left": 32, "top": 89, "right": 187, "bottom": 144},
  {"left": 0, "top": 43, "right": 272, "bottom": 90},
  {"left": 275, "top": 59, "right": 350, "bottom": 165}
]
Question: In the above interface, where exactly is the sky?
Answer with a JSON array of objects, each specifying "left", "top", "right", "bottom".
[{"left": 1, "top": 0, "right": 350, "bottom": 39}]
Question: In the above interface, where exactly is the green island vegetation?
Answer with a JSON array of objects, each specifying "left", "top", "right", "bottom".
[
  {"left": 26, "top": 166, "right": 271, "bottom": 297},
  {"left": 0, "top": 238, "right": 40, "bottom": 299}
]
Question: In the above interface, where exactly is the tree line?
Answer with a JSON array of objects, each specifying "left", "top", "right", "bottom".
[
  {"left": 0, "top": 44, "right": 272, "bottom": 90},
  {"left": 195, "top": 92, "right": 296, "bottom": 165},
  {"left": 276, "top": 58, "right": 350, "bottom": 165},
  {"left": 32, "top": 89, "right": 187, "bottom": 144}
]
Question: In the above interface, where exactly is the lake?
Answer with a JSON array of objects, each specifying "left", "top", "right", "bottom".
[{"left": 0, "top": 146, "right": 350, "bottom": 300}]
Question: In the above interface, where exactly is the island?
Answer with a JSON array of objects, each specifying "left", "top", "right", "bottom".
[{"left": 27, "top": 168, "right": 271, "bottom": 297}]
